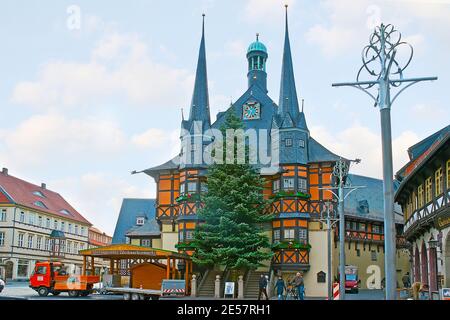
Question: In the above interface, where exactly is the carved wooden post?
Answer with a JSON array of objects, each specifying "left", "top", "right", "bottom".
[
  {"left": 214, "top": 275, "right": 221, "bottom": 298},
  {"left": 191, "top": 274, "right": 197, "bottom": 297},
  {"left": 238, "top": 275, "right": 244, "bottom": 299}
]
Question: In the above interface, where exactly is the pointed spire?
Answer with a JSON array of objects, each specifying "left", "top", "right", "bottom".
[
  {"left": 278, "top": 4, "right": 302, "bottom": 127},
  {"left": 188, "top": 13, "right": 211, "bottom": 130}
]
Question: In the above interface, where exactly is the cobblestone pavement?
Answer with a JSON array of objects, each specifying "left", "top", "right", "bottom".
[
  {"left": 0, "top": 282, "right": 385, "bottom": 300},
  {"left": 0, "top": 281, "right": 122, "bottom": 300}
]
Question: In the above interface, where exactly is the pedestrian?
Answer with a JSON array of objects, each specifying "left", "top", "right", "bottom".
[
  {"left": 402, "top": 272, "right": 411, "bottom": 288},
  {"left": 0, "top": 277, "right": 5, "bottom": 293},
  {"left": 258, "top": 274, "right": 268, "bottom": 300},
  {"left": 411, "top": 282, "right": 421, "bottom": 300},
  {"left": 293, "top": 272, "right": 305, "bottom": 300},
  {"left": 275, "top": 276, "right": 286, "bottom": 300}
]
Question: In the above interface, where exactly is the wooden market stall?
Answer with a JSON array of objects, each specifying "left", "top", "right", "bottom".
[{"left": 79, "top": 244, "right": 192, "bottom": 293}]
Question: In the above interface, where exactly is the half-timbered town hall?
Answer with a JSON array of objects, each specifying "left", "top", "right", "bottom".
[{"left": 129, "top": 10, "right": 410, "bottom": 297}]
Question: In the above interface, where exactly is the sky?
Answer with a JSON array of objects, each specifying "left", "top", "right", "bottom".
[{"left": 0, "top": 0, "right": 449, "bottom": 235}]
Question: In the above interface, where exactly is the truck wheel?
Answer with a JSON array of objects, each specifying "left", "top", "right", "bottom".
[
  {"left": 68, "top": 290, "right": 80, "bottom": 297},
  {"left": 80, "top": 291, "right": 90, "bottom": 297},
  {"left": 52, "top": 291, "right": 61, "bottom": 296},
  {"left": 151, "top": 296, "right": 159, "bottom": 301},
  {"left": 37, "top": 287, "right": 49, "bottom": 297},
  {"left": 123, "top": 293, "right": 131, "bottom": 300},
  {"left": 131, "top": 293, "right": 141, "bottom": 300}
]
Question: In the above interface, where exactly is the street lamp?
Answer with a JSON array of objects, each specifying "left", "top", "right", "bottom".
[
  {"left": 319, "top": 158, "right": 365, "bottom": 300},
  {"left": 332, "top": 23, "right": 437, "bottom": 300}
]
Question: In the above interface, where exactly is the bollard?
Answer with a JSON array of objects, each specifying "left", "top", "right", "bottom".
[
  {"left": 191, "top": 274, "right": 197, "bottom": 297},
  {"left": 333, "top": 282, "right": 340, "bottom": 300},
  {"left": 238, "top": 275, "right": 244, "bottom": 299},
  {"left": 214, "top": 275, "right": 221, "bottom": 298}
]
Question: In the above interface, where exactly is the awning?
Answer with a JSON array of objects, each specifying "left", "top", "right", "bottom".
[{"left": 79, "top": 244, "right": 189, "bottom": 260}]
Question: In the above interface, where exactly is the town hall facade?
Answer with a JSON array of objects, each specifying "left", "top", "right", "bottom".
[{"left": 131, "top": 9, "right": 409, "bottom": 297}]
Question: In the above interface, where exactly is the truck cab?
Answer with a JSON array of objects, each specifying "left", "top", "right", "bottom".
[{"left": 29, "top": 261, "right": 99, "bottom": 297}]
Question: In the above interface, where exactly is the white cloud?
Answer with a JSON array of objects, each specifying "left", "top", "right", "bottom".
[
  {"left": 304, "top": 0, "right": 448, "bottom": 58},
  {"left": 49, "top": 173, "right": 153, "bottom": 235},
  {"left": 306, "top": 24, "right": 357, "bottom": 58},
  {"left": 411, "top": 103, "right": 446, "bottom": 121},
  {"left": 11, "top": 32, "right": 194, "bottom": 110},
  {"left": 131, "top": 128, "right": 169, "bottom": 149},
  {"left": 132, "top": 128, "right": 180, "bottom": 157},
  {"left": 310, "top": 124, "right": 419, "bottom": 178},
  {"left": 243, "top": 0, "right": 296, "bottom": 23},
  {"left": 0, "top": 114, "right": 126, "bottom": 168}
]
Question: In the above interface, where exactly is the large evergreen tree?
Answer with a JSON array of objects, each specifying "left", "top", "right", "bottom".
[{"left": 191, "top": 111, "right": 273, "bottom": 270}]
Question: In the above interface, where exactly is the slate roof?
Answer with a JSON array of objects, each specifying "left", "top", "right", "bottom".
[
  {"left": 0, "top": 170, "right": 91, "bottom": 225},
  {"left": 112, "top": 198, "right": 158, "bottom": 244},
  {"left": 396, "top": 124, "right": 450, "bottom": 180},
  {"left": 278, "top": 8, "right": 301, "bottom": 126},
  {"left": 126, "top": 219, "right": 161, "bottom": 237},
  {"left": 308, "top": 137, "right": 343, "bottom": 163},
  {"left": 182, "top": 15, "right": 211, "bottom": 134},
  {"left": 137, "top": 9, "right": 344, "bottom": 176},
  {"left": 407, "top": 124, "right": 450, "bottom": 162},
  {"left": 345, "top": 174, "right": 403, "bottom": 224}
]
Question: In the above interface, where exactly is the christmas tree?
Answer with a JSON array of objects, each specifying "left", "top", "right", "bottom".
[{"left": 191, "top": 111, "right": 273, "bottom": 270}]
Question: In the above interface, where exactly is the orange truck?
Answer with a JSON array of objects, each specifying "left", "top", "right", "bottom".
[{"left": 29, "top": 261, "right": 100, "bottom": 297}]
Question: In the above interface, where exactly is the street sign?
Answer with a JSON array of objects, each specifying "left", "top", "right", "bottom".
[{"left": 224, "top": 282, "right": 235, "bottom": 298}]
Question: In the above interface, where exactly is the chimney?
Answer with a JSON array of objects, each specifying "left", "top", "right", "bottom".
[
  {"left": 41, "top": 183, "right": 46, "bottom": 189},
  {"left": 2, "top": 168, "right": 8, "bottom": 175}
]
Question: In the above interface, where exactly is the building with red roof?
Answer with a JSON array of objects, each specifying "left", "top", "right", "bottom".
[
  {"left": 88, "top": 226, "right": 112, "bottom": 248},
  {"left": 0, "top": 167, "right": 94, "bottom": 280}
]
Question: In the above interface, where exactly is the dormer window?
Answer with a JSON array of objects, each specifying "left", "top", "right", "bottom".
[
  {"left": 60, "top": 209, "right": 71, "bottom": 215},
  {"left": 33, "top": 191, "right": 45, "bottom": 198},
  {"left": 34, "top": 201, "right": 48, "bottom": 209},
  {"left": 136, "top": 217, "right": 145, "bottom": 226}
]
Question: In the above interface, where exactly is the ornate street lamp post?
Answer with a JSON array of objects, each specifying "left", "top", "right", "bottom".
[
  {"left": 319, "top": 158, "right": 364, "bottom": 300},
  {"left": 332, "top": 23, "right": 437, "bottom": 300}
]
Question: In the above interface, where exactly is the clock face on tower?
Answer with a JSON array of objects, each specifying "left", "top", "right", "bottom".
[{"left": 242, "top": 101, "right": 261, "bottom": 120}]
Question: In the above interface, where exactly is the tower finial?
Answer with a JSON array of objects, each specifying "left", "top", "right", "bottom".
[
  {"left": 302, "top": 99, "right": 304, "bottom": 113},
  {"left": 256, "top": 33, "right": 259, "bottom": 41},
  {"left": 285, "top": 4, "right": 289, "bottom": 29},
  {"left": 202, "top": 13, "right": 205, "bottom": 36}
]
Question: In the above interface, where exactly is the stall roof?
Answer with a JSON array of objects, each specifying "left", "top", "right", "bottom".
[{"left": 79, "top": 244, "right": 189, "bottom": 260}]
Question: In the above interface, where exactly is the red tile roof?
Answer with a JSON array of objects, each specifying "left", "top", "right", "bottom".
[{"left": 0, "top": 171, "right": 91, "bottom": 225}]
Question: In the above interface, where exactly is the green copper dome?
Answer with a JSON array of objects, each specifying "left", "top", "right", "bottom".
[{"left": 247, "top": 40, "right": 267, "bottom": 54}]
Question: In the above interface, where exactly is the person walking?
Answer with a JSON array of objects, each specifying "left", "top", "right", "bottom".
[
  {"left": 258, "top": 274, "right": 268, "bottom": 300},
  {"left": 293, "top": 272, "right": 305, "bottom": 300},
  {"left": 275, "top": 276, "right": 286, "bottom": 300},
  {"left": 0, "top": 278, "right": 5, "bottom": 293},
  {"left": 402, "top": 272, "right": 411, "bottom": 288}
]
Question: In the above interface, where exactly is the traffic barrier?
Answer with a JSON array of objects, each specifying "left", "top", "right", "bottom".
[{"left": 333, "top": 282, "right": 340, "bottom": 300}]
